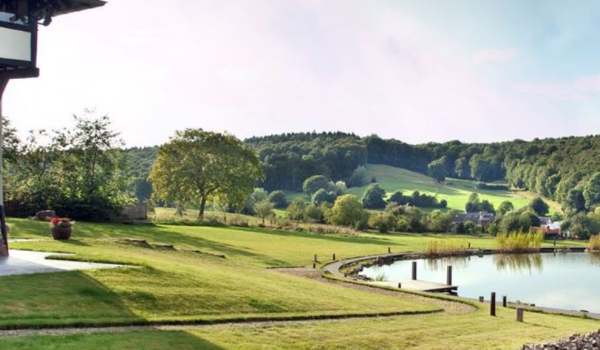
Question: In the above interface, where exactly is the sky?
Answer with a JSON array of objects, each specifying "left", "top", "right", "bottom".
[{"left": 3, "top": 0, "right": 600, "bottom": 147}]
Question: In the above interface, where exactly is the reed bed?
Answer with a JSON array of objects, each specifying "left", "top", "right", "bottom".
[
  {"left": 495, "top": 232, "right": 543, "bottom": 253},
  {"left": 424, "top": 240, "right": 468, "bottom": 256},
  {"left": 590, "top": 235, "right": 600, "bottom": 252}
]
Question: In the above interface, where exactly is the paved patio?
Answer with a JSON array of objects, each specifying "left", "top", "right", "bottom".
[{"left": 0, "top": 250, "right": 124, "bottom": 277}]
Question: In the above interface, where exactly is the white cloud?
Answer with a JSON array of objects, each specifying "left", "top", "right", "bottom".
[
  {"left": 516, "top": 74, "right": 600, "bottom": 101},
  {"left": 473, "top": 48, "right": 520, "bottom": 64}
]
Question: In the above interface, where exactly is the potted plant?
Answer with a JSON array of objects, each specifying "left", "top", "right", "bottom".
[{"left": 50, "top": 217, "right": 74, "bottom": 240}]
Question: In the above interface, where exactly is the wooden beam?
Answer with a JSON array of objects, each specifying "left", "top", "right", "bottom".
[{"left": 0, "top": 77, "right": 8, "bottom": 257}]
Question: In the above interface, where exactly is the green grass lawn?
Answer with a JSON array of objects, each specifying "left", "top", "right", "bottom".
[
  {"left": 1, "top": 307, "right": 599, "bottom": 350},
  {"left": 1, "top": 218, "right": 595, "bottom": 348},
  {"left": 345, "top": 164, "right": 561, "bottom": 213}
]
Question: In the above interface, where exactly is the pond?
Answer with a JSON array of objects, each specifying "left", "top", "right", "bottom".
[{"left": 360, "top": 252, "right": 600, "bottom": 313}]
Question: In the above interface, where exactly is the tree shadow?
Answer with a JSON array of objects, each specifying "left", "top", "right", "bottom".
[
  {"left": 0, "top": 329, "right": 231, "bottom": 349},
  {"left": 0, "top": 270, "right": 143, "bottom": 328}
]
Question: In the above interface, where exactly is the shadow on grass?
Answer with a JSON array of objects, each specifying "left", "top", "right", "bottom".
[
  {"left": 0, "top": 271, "right": 144, "bottom": 329},
  {"left": 7, "top": 219, "right": 290, "bottom": 266},
  {"left": 0, "top": 330, "right": 230, "bottom": 350}
]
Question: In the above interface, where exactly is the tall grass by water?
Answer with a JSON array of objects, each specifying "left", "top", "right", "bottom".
[
  {"left": 424, "top": 240, "right": 468, "bottom": 256},
  {"left": 495, "top": 232, "right": 544, "bottom": 252},
  {"left": 590, "top": 235, "right": 600, "bottom": 252}
]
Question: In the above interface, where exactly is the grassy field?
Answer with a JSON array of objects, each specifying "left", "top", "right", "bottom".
[
  {"left": 1, "top": 218, "right": 595, "bottom": 348},
  {"left": 344, "top": 164, "right": 561, "bottom": 213},
  {"left": 2, "top": 308, "right": 597, "bottom": 350}
]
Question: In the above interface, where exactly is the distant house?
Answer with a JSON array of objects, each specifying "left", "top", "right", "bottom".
[
  {"left": 539, "top": 220, "right": 561, "bottom": 236},
  {"left": 452, "top": 212, "right": 495, "bottom": 228},
  {"left": 538, "top": 217, "right": 553, "bottom": 226}
]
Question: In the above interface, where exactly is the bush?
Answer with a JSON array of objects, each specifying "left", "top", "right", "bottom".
[
  {"left": 475, "top": 182, "right": 509, "bottom": 191},
  {"left": 368, "top": 213, "right": 396, "bottom": 233},
  {"left": 303, "top": 175, "right": 333, "bottom": 196},
  {"left": 268, "top": 191, "right": 288, "bottom": 209},
  {"left": 362, "top": 183, "right": 386, "bottom": 209},
  {"left": 311, "top": 189, "right": 337, "bottom": 206},
  {"left": 286, "top": 198, "right": 306, "bottom": 221},
  {"left": 327, "top": 194, "right": 369, "bottom": 229}
]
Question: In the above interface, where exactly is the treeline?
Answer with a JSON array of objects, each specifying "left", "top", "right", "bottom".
[
  {"left": 3, "top": 113, "right": 131, "bottom": 220},
  {"left": 244, "top": 133, "right": 600, "bottom": 214},
  {"left": 123, "top": 132, "right": 600, "bottom": 216},
  {"left": 245, "top": 132, "right": 367, "bottom": 191}
]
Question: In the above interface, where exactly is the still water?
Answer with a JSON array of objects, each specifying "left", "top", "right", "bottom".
[{"left": 360, "top": 253, "right": 600, "bottom": 313}]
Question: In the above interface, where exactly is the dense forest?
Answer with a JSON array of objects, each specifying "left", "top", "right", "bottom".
[{"left": 124, "top": 132, "right": 600, "bottom": 215}]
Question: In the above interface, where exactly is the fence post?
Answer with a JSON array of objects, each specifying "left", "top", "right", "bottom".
[
  {"left": 412, "top": 261, "right": 417, "bottom": 280},
  {"left": 490, "top": 292, "right": 496, "bottom": 316},
  {"left": 502, "top": 295, "right": 507, "bottom": 308},
  {"left": 516, "top": 308, "right": 524, "bottom": 322},
  {"left": 446, "top": 265, "right": 453, "bottom": 286},
  {"left": 333, "top": 253, "right": 336, "bottom": 261}
]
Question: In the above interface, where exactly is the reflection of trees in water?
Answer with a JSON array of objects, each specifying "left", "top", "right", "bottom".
[
  {"left": 493, "top": 254, "right": 543, "bottom": 274},
  {"left": 426, "top": 256, "right": 469, "bottom": 272},
  {"left": 590, "top": 253, "right": 600, "bottom": 266}
]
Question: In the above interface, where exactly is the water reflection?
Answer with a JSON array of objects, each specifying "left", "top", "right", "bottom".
[
  {"left": 493, "top": 254, "right": 543, "bottom": 274},
  {"left": 590, "top": 253, "right": 600, "bottom": 266},
  {"left": 426, "top": 256, "right": 469, "bottom": 272}
]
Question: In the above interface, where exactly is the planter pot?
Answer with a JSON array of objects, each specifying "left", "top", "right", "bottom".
[{"left": 51, "top": 226, "right": 72, "bottom": 240}]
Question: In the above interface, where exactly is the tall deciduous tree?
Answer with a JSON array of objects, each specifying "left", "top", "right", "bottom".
[
  {"left": 362, "top": 183, "right": 387, "bottom": 209},
  {"left": 529, "top": 196, "right": 550, "bottom": 217},
  {"left": 427, "top": 158, "right": 446, "bottom": 182},
  {"left": 303, "top": 175, "right": 332, "bottom": 196},
  {"left": 583, "top": 173, "right": 600, "bottom": 210},
  {"left": 149, "top": 129, "right": 263, "bottom": 220},
  {"left": 327, "top": 194, "right": 368, "bottom": 228}
]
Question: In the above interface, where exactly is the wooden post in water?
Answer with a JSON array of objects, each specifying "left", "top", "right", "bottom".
[
  {"left": 516, "top": 308, "right": 524, "bottom": 322},
  {"left": 412, "top": 261, "right": 417, "bottom": 280},
  {"left": 502, "top": 295, "right": 507, "bottom": 308},
  {"left": 490, "top": 292, "right": 496, "bottom": 316},
  {"left": 446, "top": 265, "right": 453, "bottom": 286}
]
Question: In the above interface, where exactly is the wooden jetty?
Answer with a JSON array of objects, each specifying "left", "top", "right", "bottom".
[{"left": 369, "top": 280, "right": 458, "bottom": 293}]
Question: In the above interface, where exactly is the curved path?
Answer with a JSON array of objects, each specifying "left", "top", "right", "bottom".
[{"left": 323, "top": 252, "right": 406, "bottom": 277}]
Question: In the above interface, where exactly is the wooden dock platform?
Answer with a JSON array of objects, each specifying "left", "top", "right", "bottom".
[{"left": 368, "top": 280, "right": 458, "bottom": 293}]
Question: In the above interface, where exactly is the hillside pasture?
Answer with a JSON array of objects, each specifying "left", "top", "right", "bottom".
[{"left": 346, "top": 164, "right": 560, "bottom": 213}]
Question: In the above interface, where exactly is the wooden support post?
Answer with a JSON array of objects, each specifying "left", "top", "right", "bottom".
[
  {"left": 479, "top": 296, "right": 484, "bottom": 303},
  {"left": 516, "top": 308, "right": 524, "bottom": 322},
  {"left": 412, "top": 261, "right": 417, "bottom": 280},
  {"left": 388, "top": 247, "right": 391, "bottom": 254},
  {"left": 333, "top": 253, "right": 336, "bottom": 261},
  {"left": 468, "top": 242, "right": 471, "bottom": 249},
  {"left": 502, "top": 295, "right": 507, "bottom": 308},
  {"left": 446, "top": 265, "right": 452, "bottom": 286},
  {"left": 490, "top": 292, "right": 496, "bottom": 316},
  {"left": 312, "top": 262, "right": 316, "bottom": 269},
  {"left": 314, "top": 254, "right": 318, "bottom": 262},
  {"left": 0, "top": 78, "right": 8, "bottom": 257},
  {"left": 397, "top": 283, "right": 402, "bottom": 289}
]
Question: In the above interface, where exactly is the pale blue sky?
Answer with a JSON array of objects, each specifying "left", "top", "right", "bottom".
[{"left": 3, "top": 0, "right": 600, "bottom": 146}]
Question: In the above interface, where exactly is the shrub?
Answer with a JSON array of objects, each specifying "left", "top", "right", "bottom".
[{"left": 268, "top": 190, "right": 288, "bottom": 208}]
